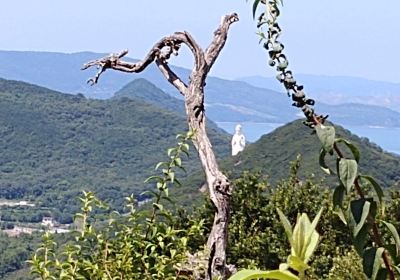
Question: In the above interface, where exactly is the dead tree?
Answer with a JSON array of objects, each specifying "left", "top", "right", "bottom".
[{"left": 82, "top": 13, "right": 239, "bottom": 279}]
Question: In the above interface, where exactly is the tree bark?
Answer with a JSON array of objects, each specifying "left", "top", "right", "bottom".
[{"left": 82, "top": 13, "right": 239, "bottom": 279}]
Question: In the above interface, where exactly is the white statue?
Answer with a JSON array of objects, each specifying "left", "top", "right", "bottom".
[{"left": 231, "top": 124, "right": 246, "bottom": 156}]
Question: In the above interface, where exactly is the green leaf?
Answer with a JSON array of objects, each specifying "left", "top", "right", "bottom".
[
  {"left": 154, "top": 161, "right": 168, "bottom": 170},
  {"left": 335, "top": 138, "right": 360, "bottom": 162},
  {"left": 363, "top": 247, "right": 386, "bottom": 280},
  {"left": 382, "top": 221, "right": 400, "bottom": 257},
  {"left": 319, "top": 148, "right": 335, "bottom": 175},
  {"left": 277, "top": 208, "right": 293, "bottom": 243},
  {"left": 169, "top": 171, "right": 175, "bottom": 183},
  {"left": 315, "top": 124, "right": 335, "bottom": 152},
  {"left": 277, "top": 60, "right": 288, "bottom": 71},
  {"left": 144, "top": 175, "right": 163, "bottom": 183},
  {"left": 332, "top": 184, "right": 347, "bottom": 224},
  {"left": 394, "top": 266, "right": 400, "bottom": 276},
  {"left": 167, "top": 148, "right": 175, "bottom": 157},
  {"left": 174, "top": 157, "right": 182, "bottom": 167},
  {"left": 291, "top": 213, "right": 320, "bottom": 264},
  {"left": 333, "top": 184, "right": 346, "bottom": 209},
  {"left": 310, "top": 208, "right": 323, "bottom": 234},
  {"left": 287, "top": 255, "right": 308, "bottom": 273},
  {"left": 252, "top": 0, "right": 262, "bottom": 19},
  {"left": 349, "top": 199, "right": 375, "bottom": 238},
  {"left": 338, "top": 158, "right": 358, "bottom": 192},
  {"left": 353, "top": 224, "right": 370, "bottom": 255},
  {"left": 229, "top": 269, "right": 299, "bottom": 280},
  {"left": 359, "top": 175, "right": 384, "bottom": 206},
  {"left": 152, "top": 203, "right": 163, "bottom": 211}
]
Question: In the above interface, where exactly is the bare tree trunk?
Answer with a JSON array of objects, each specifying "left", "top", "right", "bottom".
[{"left": 82, "top": 13, "right": 239, "bottom": 279}]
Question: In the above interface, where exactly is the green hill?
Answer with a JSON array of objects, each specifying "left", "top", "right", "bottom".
[
  {"left": 222, "top": 120, "right": 400, "bottom": 187},
  {"left": 113, "top": 78, "right": 184, "bottom": 114},
  {"left": 0, "top": 78, "right": 230, "bottom": 222}
]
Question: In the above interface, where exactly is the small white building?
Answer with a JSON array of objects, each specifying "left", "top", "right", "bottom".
[{"left": 41, "top": 217, "right": 54, "bottom": 228}]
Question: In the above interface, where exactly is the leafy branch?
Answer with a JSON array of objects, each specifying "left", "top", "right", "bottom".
[
  {"left": 230, "top": 209, "right": 323, "bottom": 280},
  {"left": 29, "top": 131, "right": 198, "bottom": 280},
  {"left": 143, "top": 130, "right": 195, "bottom": 239},
  {"left": 251, "top": 0, "right": 399, "bottom": 279}
]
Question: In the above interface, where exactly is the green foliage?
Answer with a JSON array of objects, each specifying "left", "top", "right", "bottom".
[
  {"left": 0, "top": 78, "right": 230, "bottom": 221},
  {"left": 29, "top": 132, "right": 202, "bottom": 280},
  {"left": 251, "top": 0, "right": 400, "bottom": 277},
  {"left": 230, "top": 208, "right": 322, "bottom": 280},
  {"left": 222, "top": 120, "right": 400, "bottom": 188},
  {"left": 328, "top": 248, "right": 367, "bottom": 280},
  {"left": 187, "top": 159, "right": 354, "bottom": 279},
  {"left": 314, "top": 124, "right": 397, "bottom": 278},
  {"left": 0, "top": 232, "right": 39, "bottom": 279},
  {"left": 230, "top": 269, "right": 298, "bottom": 280}
]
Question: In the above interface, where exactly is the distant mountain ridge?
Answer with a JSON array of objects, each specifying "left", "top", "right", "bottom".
[
  {"left": 238, "top": 75, "right": 400, "bottom": 112},
  {"left": 1, "top": 50, "right": 400, "bottom": 128}
]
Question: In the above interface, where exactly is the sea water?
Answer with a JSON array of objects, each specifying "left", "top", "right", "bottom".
[{"left": 216, "top": 122, "right": 400, "bottom": 156}]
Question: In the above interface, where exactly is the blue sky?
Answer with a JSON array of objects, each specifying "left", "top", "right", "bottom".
[{"left": 1, "top": 0, "right": 399, "bottom": 82}]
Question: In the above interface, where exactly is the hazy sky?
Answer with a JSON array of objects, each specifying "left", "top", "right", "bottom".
[{"left": 1, "top": 0, "right": 399, "bottom": 82}]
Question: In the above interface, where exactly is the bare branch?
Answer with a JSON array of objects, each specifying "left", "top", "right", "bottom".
[
  {"left": 81, "top": 50, "right": 129, "bottom": 85},
  {"left": 155, "top": 59, "right": 188, "bottom": 95},
  {"left": 81, "top": 14, "right": 239, "bottom": 279},
  {"left": 205, "top": 13, "right": 239, "bottom": 69},
  {"left": 82, "top": 32, "right": 205, "bottom": 91}
]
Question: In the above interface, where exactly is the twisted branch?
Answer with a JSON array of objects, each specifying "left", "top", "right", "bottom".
[{"left": 82, "top": 13, "right": 239, "bottom": 280}]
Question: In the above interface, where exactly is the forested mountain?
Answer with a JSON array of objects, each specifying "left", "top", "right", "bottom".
[
  {"left": 0, "top": 78, "right": 230, "bottom": 222},
  {"left": 113, "top": 78, "right": 184, "bottom": 114},
  {"left": 1, "top": 78, "right": 399, "bottom": 280},
  {"left": 1, "top": 50, "right": 400, "bottom": 127},
  {"left": 222, "top": 120, "right": 400, "bottom": 187}
]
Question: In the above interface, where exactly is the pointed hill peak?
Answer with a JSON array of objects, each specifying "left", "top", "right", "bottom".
[
  {"left": 113, "top": 78, "right": 184, "bottom": 114},
  {"left": 115, "top": 78, "right": 165, "bottom": 97}
]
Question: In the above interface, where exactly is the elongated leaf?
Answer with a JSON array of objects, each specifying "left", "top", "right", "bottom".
[
  {"left": 333, "top": 184, "right": 346, "bottom": 208},
  {"left": 363, "top": 247, "right": 386, "bottom": 280},
  {"left": 335, "top": 138, "right": 360, "bottom": 162},
  {"left": 332, "top": 185, "right": 347, "bottom": 224},
  {"left": 338, "top": 158, "right": 358, "bottom": 192},
  {"left": 144, "top": 175, "right": 163, "bottom": 183},
  {"left": 353, "top": 224, "right": 370, "bottom": 255},
  {"left": 155, "top": 161, "right": 168, "bottom": 170},
  {"left": 394, "top": 266, "right": 400, "bottom": 276},
  {"left": 310, "top": 208, "right": 323, "bottom": 233},
  {"left": 315, "top": 124, "right": 335, "bottom": 153},
  {"left": 252, "top": 0, "right": 261, "bottom": 19},
  {"left": 335, "top": 208, "right": 348, "bottom": 225},
  {"left": 359, "top": 175, "right": 384, "bottom": 205},
  {"left": 382, "top": 221, "right": 400, "bottom": 257},
  {"left": 291, "top": 213, "right": 320, "bottom": 263},
  {"left": 229, "top": 269, "right": 299, "bottom": 280},
  {"left": 319, "top": 148, "right": 335, "bottom": 175},
  {"left": 302, "top": 210, "right": 322, "bottom": 264},
  {"left": 277, "top": 208, "right": 293, "bottom": 243},
  {"left": 349, "top": 199, "right": 371, "bottom": 238}
]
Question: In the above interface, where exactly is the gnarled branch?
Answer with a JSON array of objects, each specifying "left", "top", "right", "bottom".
[
  {"left": 82, "top": 13, "right": 238, "bottom": 280},
  {"left": 205, "top": 13, "right": 239, "bottom": 70}
]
